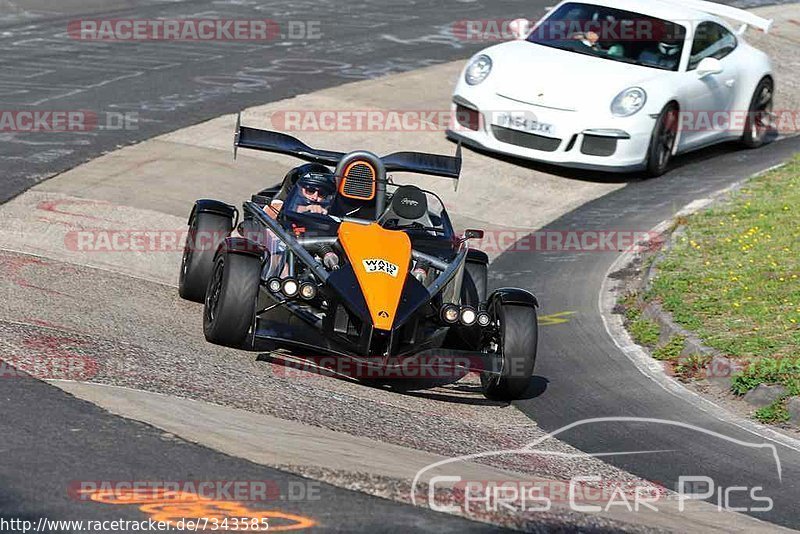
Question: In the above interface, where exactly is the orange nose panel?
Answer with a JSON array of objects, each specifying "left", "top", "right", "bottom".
[{"left": 338, "top": 222, "right": 411, "bottom": 331}]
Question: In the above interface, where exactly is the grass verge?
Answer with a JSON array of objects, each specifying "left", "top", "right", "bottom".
[{"left": 648, "top": 155, "right": 800, "bottom": 397}]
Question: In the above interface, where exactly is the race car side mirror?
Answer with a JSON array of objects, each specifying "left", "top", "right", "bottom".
[
  {"left": 464, "top": 229, "right": 484, "bottom": 240},
  {"left": 696, "top": 57, "right": 723, "bottom": 79},
  {"left": 509, "top": 18, "right": 531, "bottom": 40}
]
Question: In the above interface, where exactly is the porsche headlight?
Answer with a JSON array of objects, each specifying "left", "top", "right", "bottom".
[
  {"left": 611, "top": 87, "right": 647, "bottom": 117},
  {"left": 465, "top": 55, "right": 492, "bottom": 86}
]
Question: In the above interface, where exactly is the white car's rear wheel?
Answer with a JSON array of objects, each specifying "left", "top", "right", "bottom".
[
  {"left": 645, "top": 103, "right": 679, "bottom": 178},
  {"left": 741, "top": 77, "right": 774, "bottom": 149}
]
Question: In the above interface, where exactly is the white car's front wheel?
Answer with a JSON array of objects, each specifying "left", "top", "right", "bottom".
[
  {"left": 741, "top": 77, "right": 774, "bottom": 149},
  {"left": 645, "top": 103, "right": 679, "bottom": 178}
]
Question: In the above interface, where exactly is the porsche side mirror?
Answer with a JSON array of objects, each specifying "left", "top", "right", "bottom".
[
  {"left": 509, "top": 18, "right": 531, "bottom": 40},
  {"left": 464, "top": 229, "right": 484, "bottom": 240},
  {"left": 696, "top": 57, "right": 723, "bottom": 79}
]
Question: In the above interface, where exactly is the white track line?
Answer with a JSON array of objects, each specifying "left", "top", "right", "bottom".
[{"left": 598, "top": 163, "right": 800, "bottom": 454}]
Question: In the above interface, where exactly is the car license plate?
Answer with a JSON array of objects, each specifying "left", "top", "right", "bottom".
[{"left": 495, "top": 112, "right": 555, "bottom": 137}]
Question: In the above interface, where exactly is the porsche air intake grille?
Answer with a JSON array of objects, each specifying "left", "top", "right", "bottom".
[
  {"left": 455, "top": 104, "right": 481, "bottom": 131},
  {"left": 580, "top": 135, "right": 617, "bottom": 157},
  {"left": 491, "top": 125, "right": 561, "bottom": 152},
  {"left": 341, "top": 161, "right": 376, "bottom": 200}
]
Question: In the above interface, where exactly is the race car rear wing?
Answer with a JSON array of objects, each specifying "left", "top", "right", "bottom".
[
  {"left": 381, "top": 147, "right": 462, "bottom": 180},
  {"left": 673, "top": 0, "right": 773, "bottom": 33},
  {"left": 234, "top": 115, "right": 462, "bottom": 180},
  {"left": 235, "top": 121, "right": 345, "bottom": 165}
]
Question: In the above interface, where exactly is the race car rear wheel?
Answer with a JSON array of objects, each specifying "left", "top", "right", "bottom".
[
  {"left": 203, "top": 251, "right": 260, "bottom": 348},
  {"left": 179, "top": 212, "right": 232, "bottom": 303},
  {"left": 741, "top": 77, "right": 774, "bottom": 149},
  {"left": 481, "top": 304, "right": 538, "bottom": 401},
  {"left": 645, "top": 103, "right": 679, "bottom": 178}
]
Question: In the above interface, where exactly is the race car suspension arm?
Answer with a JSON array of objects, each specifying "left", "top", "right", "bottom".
[
  {"left": 256, "top": 297, "right": 290, "bottom": 316},
  {"left": 243, "top": 201, "right": 331, "bottom": 283}
]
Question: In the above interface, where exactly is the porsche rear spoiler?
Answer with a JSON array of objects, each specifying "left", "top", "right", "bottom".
[
  {"left": 673, "top": 0, "right": 773, "bottom": 33},
  {"left": 234, "top": 115, "right": 462, "bottom": 180}
]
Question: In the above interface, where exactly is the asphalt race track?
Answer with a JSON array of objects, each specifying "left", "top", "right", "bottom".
[
  {"left": 499, "top": 136, "right": 800, "bottom": 529},
  {"left": 0, "top": 0, "right": 548, "bottom": 203},
  {"left": 0, "top": 1, "right": 552, "bottom": 529},
  {"left": 2, "top": 0, "right": 800, "bottom": 531},
  {"left": 0, "top": 0, "right": 770, "bottom": 201},
  {"left": 0, "top": 371, "right": 503, "bottom": 532}
]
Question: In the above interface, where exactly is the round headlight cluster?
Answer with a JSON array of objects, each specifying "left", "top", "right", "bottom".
[
  {"left": 281, "top": 279, "right": 299, "bottom": 297},
  {"left": 460, "top": 307, "right": 477, "bottom": 326},
  {"left": 611, "top": 87, "right": 647, "bottom": 117},
  {"left": 441, "top": 304, "right": 460, "bottom": 324},
  {"left": 267, "top": 278, "right": 317, "bottom": 300},
  {"left": 299, "top": 282, "right": 317, "bottom": 300},
  {"left": 267, "top": 278, "right": 283, "bottom": 293},
  {"left": 465, "top": 55, "right": 493, "bottom": 86},
  {"left": 441, "top": 304, "right": 493, "bottom": 327}
]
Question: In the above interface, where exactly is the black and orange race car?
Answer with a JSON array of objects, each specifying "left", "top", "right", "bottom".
[{"left": 177, "top": 119, "right": 539, "bottom": 400}]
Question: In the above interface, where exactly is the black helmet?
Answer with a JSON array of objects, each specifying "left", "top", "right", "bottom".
[
  {"left": 283, "top": 167, "right": 336, "bottom": 215},
  {"left": 297, "top": 171, "right": 336, "bottom": 197},
  {"left": 278, "top": 163, "right": 331, "bottom": 201}
]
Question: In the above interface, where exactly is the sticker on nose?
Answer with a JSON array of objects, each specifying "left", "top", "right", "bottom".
[{"left": 363, "top": 259, "right": 399, "bottom": 277}]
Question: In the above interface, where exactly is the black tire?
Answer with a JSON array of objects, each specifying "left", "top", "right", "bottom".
[
  {"left": 447, "top": 261, "right": 488, "bottom": 349},
  {"left": 741, "top": 77, "right": 774, "bottom": 149},
  {"left": 645, "top": 103, "right": 679, "bottom": 178},
  {"left": 464, "top": 261, "right": 488, "bottom": 305},
  {"left": 179, "top": 212, "right": 232, "bottom": 303},
  {"left": 203, "top": 252, "right": 261, "bottom": 348},
  {"left": 481, "top": 304, "right": 538, "bottom": 401}
]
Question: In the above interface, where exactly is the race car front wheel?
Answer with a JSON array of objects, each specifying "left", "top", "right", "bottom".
[
  {"left": 464, "top": 260, "right": 488, "bottom": 305},
  {"left": 645, "top": 103, "right": 679, "bottom": 178},
  {"left": 481, "top": 304, "right": 538, "bottom": 401},
  {"left": 179, "top": 212, "right": 232, "bottom": 303},
  {"left": 203, "top": 251, "right": 260, "bottom": 348},
  {"left": 741, "top": 77, "right": 774, "bottom": 149},
  {"left": 447, "top": 260, "right": 489, "bottom": 350}
]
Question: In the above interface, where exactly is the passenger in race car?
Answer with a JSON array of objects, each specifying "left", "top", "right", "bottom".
[
  {"left": 260, "top": 164, "right": 336, "bottom": 218},
  {"left": 237, "top": 166, "right": 337, "bottom": 244},
  {"left": 283, "top": 171, "right": 336, "bottom": 215}
]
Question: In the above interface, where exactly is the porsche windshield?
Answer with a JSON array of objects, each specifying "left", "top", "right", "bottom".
[{"left": 527, "top": 2, "right": 687, "bottom": 71}]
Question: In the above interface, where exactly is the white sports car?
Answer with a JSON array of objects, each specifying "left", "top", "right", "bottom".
[{"left": 448, "top": 0, "right": 775, "bottom": 176}]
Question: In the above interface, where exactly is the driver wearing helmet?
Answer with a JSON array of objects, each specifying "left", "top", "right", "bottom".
[{"left": 282, "top": 171, "right": 336, "bottom": 215}]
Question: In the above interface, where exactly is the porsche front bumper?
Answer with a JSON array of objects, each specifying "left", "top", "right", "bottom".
[{"left": 448, "top": 94, "right": 656, "bottom": 172}]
